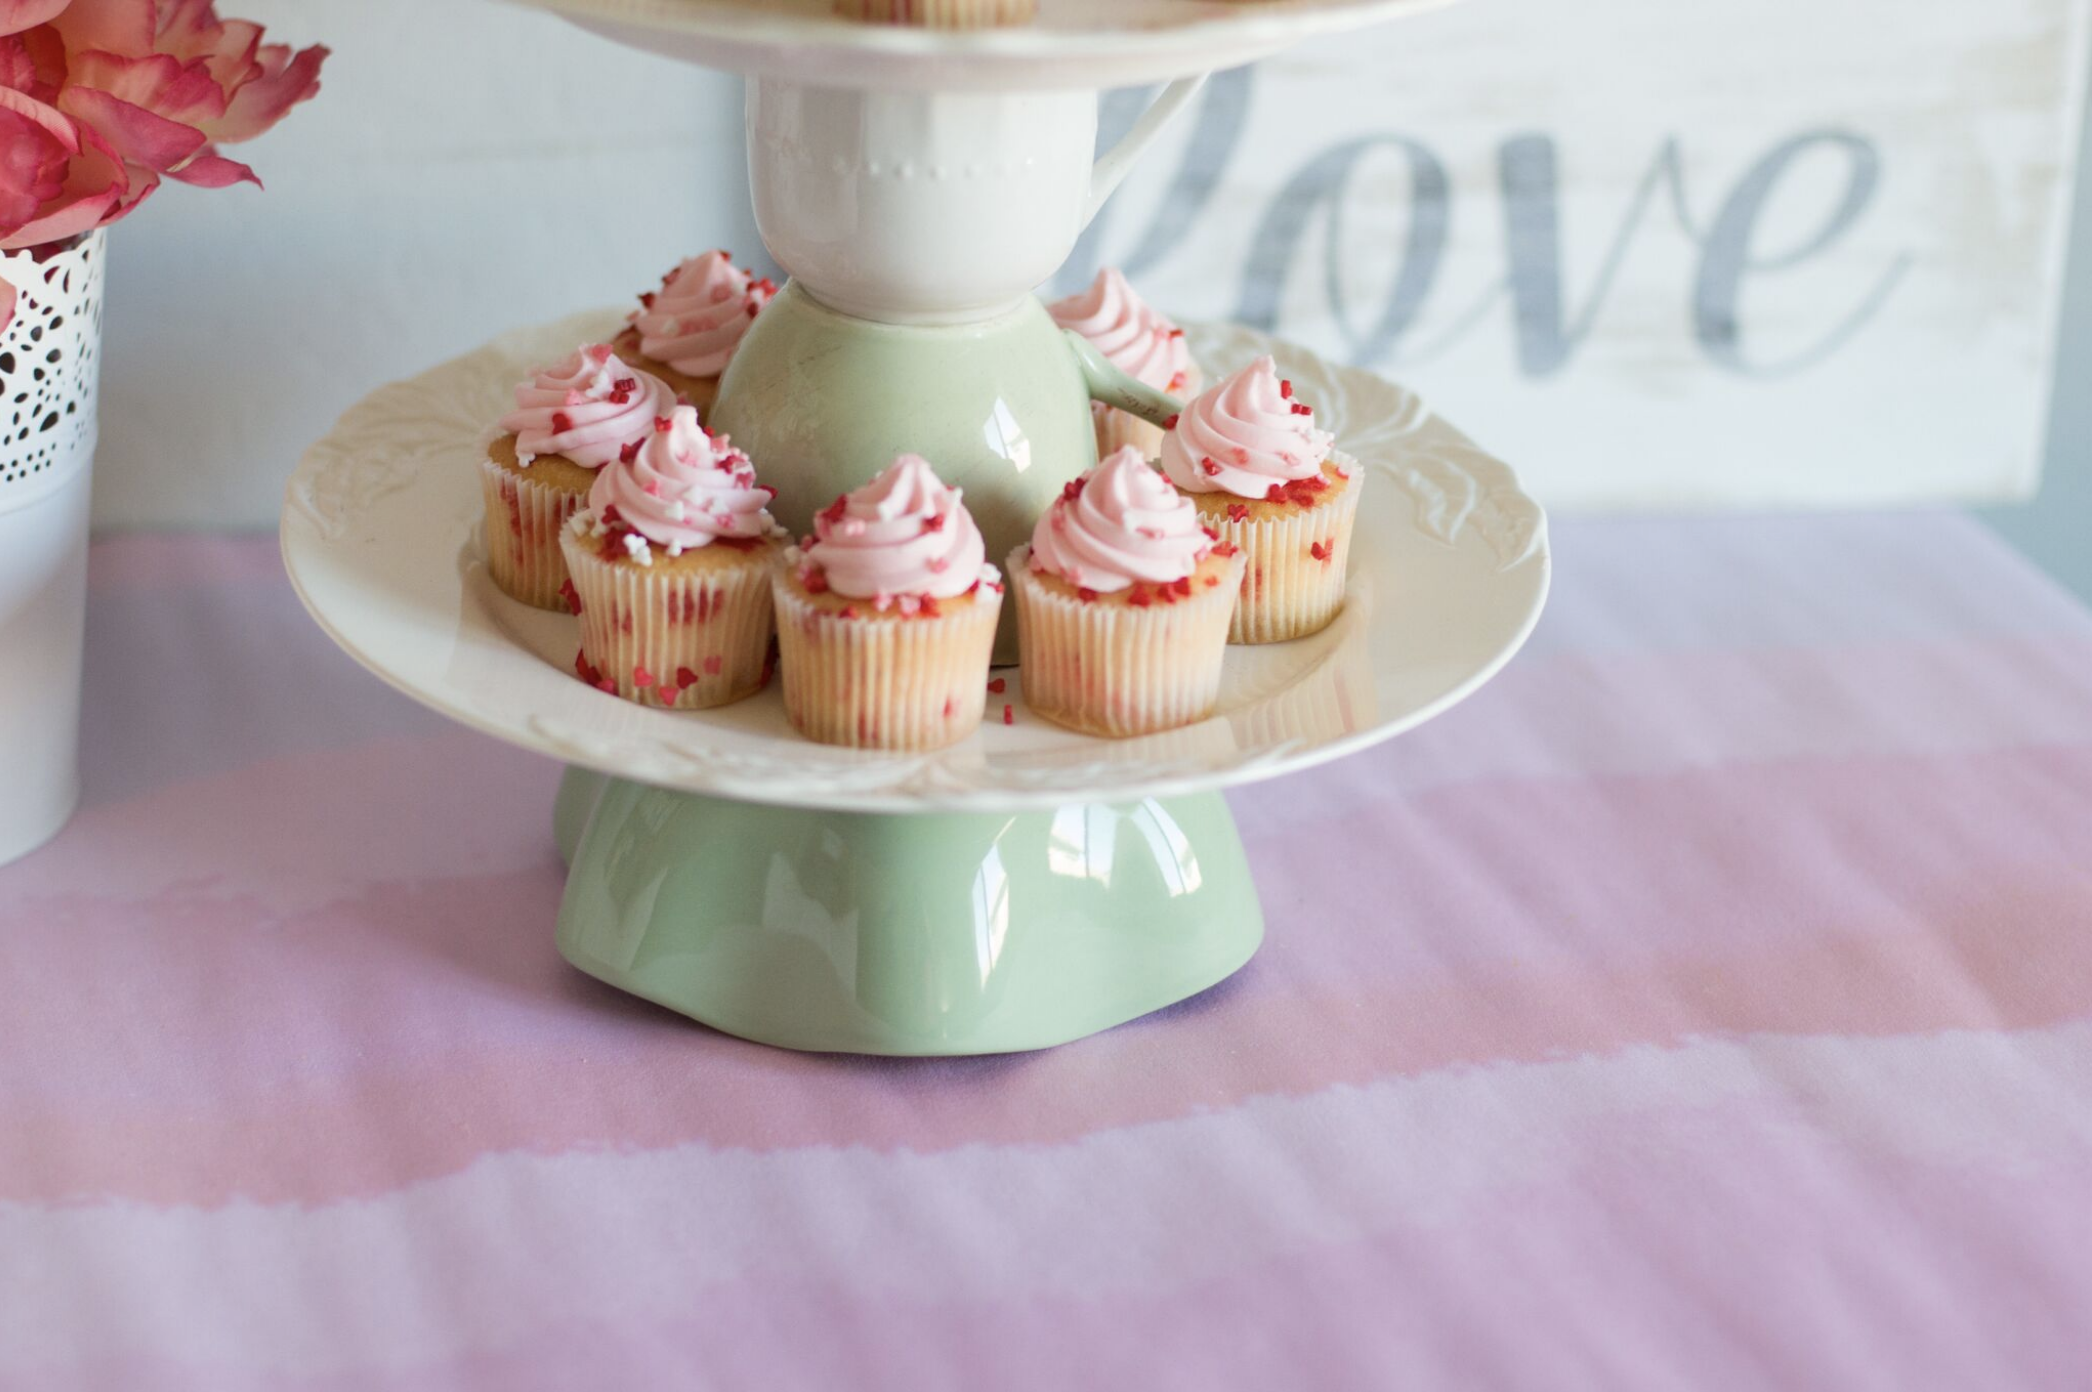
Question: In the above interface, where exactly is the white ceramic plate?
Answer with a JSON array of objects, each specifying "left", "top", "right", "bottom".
[
  {"left": 282, "top": 313, "right": 1547, "bottom": 814},
  {"left": 500, "top": 0, "right": 1466, "bottom": 90}
]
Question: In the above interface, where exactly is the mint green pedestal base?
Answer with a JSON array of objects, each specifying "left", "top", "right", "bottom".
[{"left": 552, "top": 769, "right": 1264, "bottom": 1056}]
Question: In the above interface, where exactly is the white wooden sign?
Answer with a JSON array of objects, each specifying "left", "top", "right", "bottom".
[{"left": 1060, "top": 0, "right": 2092, "bottom": 511}]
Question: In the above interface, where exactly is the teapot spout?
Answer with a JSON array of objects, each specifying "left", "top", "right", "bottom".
[{"left": 1067, "top": 330, "right": 1184, "bottom": 430}]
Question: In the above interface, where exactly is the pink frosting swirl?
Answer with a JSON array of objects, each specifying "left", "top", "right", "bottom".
[
  {"left": 629, "top": 252, "right": 777, "bottom": 378},
  {"left": 1048, "top": 268, "right": 1194, "bottom": 395},
  {"left": 500, "top": 345, "right": 673, "bottom": 469},
  {"left": 803, "top": 455, "right": 990, "bottom": 603},
  {"left": 1027, "top": 446, "right": 1211, "bottom": 594},
  {"left": 586, "top": 406, "right": 777, "bottom": 553},
  {"left": 1159, "top": 355, "right": 1336, "bottom": 498}
]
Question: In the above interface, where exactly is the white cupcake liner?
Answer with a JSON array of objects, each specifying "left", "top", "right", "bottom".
[
  {"left": 1008, "top": 550, "right": 1245, "bottom": 738},
  {"left": 479, "top": 456, "right": 583, "bottom": 611},
  {"left": 773, "top": 578, "right": 1004, "bottom": 750},
  {"left": 559, "top": 531, "right": 778, "bottom": 709},
  {"left": 1213, "top": 467, "right": 1364, "bottom": 645}
]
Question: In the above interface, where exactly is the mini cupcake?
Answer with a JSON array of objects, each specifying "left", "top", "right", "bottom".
[
  {"left": 613, "top": 251, "right": 777, "bottom": 416},
  {"left": 1009, "top": 446, "right": 1245, "bottom": 739},
  {"left": 557, "top": 406, "right": 786, "bottom": 709},
  {"left": 773, "top": 455, "right": 1004, "bottom": 751},
  {"left": 481, "top": 345, "right": 674, "bottom": 610},
  {"left": 1049, "top": 268, "right": 1199, "bottom": 461},
  {"left": 1159, "top": 356, "right": 1361, "bottom": 645},
  {"left": 834, "top": 0, "right": 1035, "bottom": 26}
]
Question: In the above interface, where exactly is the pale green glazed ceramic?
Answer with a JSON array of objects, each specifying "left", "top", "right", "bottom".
[
  {"left": 554, "top": 769, "right": 1265, "bottom": 1056},
  {"left": 708, "top": 283, "right": 1179, "bottom": 662}
]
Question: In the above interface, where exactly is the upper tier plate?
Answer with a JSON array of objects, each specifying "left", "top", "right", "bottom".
[
  {"left": 282, "top": 312, "right": 1547, "bottom": 814},
  {"left": 499, "top": 0, "right": 1464, "bottom": 89}
]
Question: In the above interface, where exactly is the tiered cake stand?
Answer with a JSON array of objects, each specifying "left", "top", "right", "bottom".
[
  {"left": 283, "top": 317, "right": 1546, "bottom": 1053},
  {"left": 282, "top": 0, "right": 1545, "bottom": 1056}
]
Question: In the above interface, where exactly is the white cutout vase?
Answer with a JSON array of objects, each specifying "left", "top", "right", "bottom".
[{"left": 0, "top": 229, "right": 104, "bottom": 866}]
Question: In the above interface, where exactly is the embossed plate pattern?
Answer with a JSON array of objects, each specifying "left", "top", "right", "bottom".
[{"left": 282, "top": 313, "right": 1547, "bottom": 814}]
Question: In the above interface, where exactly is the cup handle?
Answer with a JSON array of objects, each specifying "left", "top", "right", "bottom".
[
  {"left": 1084, "top": 74, "right": 1211, "bottom": 228},
  {"left": 1067, "top": 331, "right": 1183, "bottom": 430}
]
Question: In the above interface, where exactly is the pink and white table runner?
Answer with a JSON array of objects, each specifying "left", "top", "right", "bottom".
[{"left": 2, "top": 515, "right": 2089, "bottom": 1389}]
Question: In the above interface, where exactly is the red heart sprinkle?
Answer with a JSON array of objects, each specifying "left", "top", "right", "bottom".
[
  {"left": 633, "top": 665, "right": 656, "bottom": 687},
  {"left": 703, "top": 655, "right": 724, "bottom": 676},
  {"left": 551, "top": 412, "right": 573, "bottom": 435},
  {"left": 988, "top": 678, "right": 1006, "bottom": 694},
  {"left": 676, "top": 667, "right": 700, "bottom": 688},
  {"left": 1003, "top": 705, "right": 1014, "bottom": 726}
]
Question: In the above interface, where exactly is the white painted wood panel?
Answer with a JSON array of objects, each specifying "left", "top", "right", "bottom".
[{"left": 1061, "top": 0, "right": 2092, "bottom": 511}]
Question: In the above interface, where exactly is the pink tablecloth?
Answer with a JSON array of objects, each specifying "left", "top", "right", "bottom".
[{"left": 3, "top": 515, "right": 2090, "bottom": 1390}]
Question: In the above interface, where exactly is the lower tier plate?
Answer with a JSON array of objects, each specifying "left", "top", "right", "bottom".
[{"left": 282, "top": 313, "right": 1548, "bottom": 815}]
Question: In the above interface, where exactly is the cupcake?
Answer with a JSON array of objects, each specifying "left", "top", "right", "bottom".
[
  {"left": 557, "top": 405, "right": 786, "bottom": 709},
  {"left": 1009, "top": 446, "right": 1245, "bottom": 738},
  {"left": 773, "top": 455, "right": 1004, "bottom": 751},
  {"left": 1049, "top": 268, "right": 1200, "bottom": 462},
  {"left": 834, "top": 0, "right": 1035, "bottom": 26},
  {"left": 481, "top": 345, "right": 674, "bottom": 611},
  {"left": 1159, "top": 356, "right": 1361, "bottom": 645},
  {"left": 613, "top": 251, "right": 776, "bottom": 416}
]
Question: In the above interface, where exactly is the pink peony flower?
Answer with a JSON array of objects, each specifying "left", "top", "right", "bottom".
[{"left": 0, "top": 0, "right": 325, "bottom": 324}]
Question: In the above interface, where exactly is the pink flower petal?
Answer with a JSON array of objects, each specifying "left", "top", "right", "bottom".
[
  {"left": 0, "top": 88, "right": 136, "bottom": 249},
  {"left": 47, "top": 0, "right": 153, "bottom": 55},
  {"left": 166, "top": 148, "right": 255, "bottom": 189},
  {"left": 206, "top": 41, "right": 324, "bottom": 145},
  {"left": 58, "top": 86, "right": 206, "bottom": 174},
  {"left": 0, "top": 26, "right": 67, "bottom": 104},
  {"left": 70, "top": 51, "right": 229, "bottom": 129},
  {"left": 0, "top": 100, "right": 67, "bottom": 229},
  {"left": 0, "top": 0, "right": 69, "bottom": 41},
  {"left": 158, "top": 2, "right": 264, "bottom": 89}
]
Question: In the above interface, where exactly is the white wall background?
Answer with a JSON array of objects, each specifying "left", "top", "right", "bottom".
[{"left": 93, "top": 0, "right": 754, "bottom": 528}]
